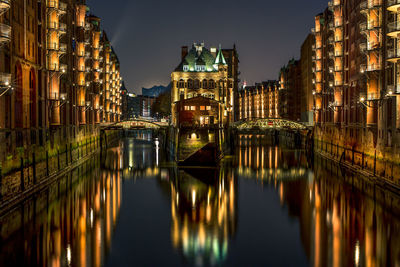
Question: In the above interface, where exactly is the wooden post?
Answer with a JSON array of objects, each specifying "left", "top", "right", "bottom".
[
  {"left": 33, "top": 152, "right": 36, "bottom": 185},
  {"left": 65, "top": 144, "right": 68, "bottom": 165},
  {"left": 352, "top": 147, "right": 354, "bottom": 165},
  {"left": 374, "top": 150, "right": 377, "bottom": 176},
  {"left": 20, "top": 157, "right": 24, "bottom": 192},
  {"left": 46, "top": 151, "right": 49, "bottom": 176},
  {"left": 57, "top": 149, "right": 60, "bottom": 170},
  {"left": 0, "top": 163, "right": 3, "bottom": 199},
  {"left": 362, "top": 152, "right": 364, "bottom": 170},
  {"left": 70, "top": 143, "right": 73, "bottom": 163}
]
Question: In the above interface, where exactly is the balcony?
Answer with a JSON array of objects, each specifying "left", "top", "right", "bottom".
[
  {"left": 59, "top": 42, "right": 67, "bottom": 53},
  {"left": 334, "top": 80, "right": 343, "bottom": 86},
  {"left": 47, "top": 42, "right": 59, "bottom": 50},
  {"left": 58, "top": 1, "right": 67, "bottom": 13},
  {"left": 387, "top": 49, "right": 400, "bottom": 63},
  {"left": 387, "top": 21, "right": 400, "bottom": 38},
  {"left": 360, "top": 0, "right": 382, "bottom": 12},
  {"left": 0, "top": 23, "right": 11, "bottom": 43},
  {"left": 60, "top": 64, "right": 67, "bottom": 73},
  {"left": 0, "top": 72, "right": 11, "bottom": 86},
  {"left": 48, "top": 92, "right": 60, "bottom": 101},
  {"left": 359, "top": 42, "right": 367, "bottom": 53},
  {"left": 47, "top": 21, "right": 59, "bottom": 30},
  {"left": 367, "top": 92, "right": 380, "bottom": 101},
  {"left": 360, "top": 63, "right": 381, "bottom": 72},
  {"left": 387, "top": 84, "right": 400, "bottom": 94},
  {"left": 47, "top": 0, "right": 58, "bottom": 9},
  {"left": 59, "top": 23, "right": 67, "bottom": 34},
  {"left": 0, "top": 0, "right": 10, "bottom": 15},
  {"left": 387, "top": 0, "right": 400, "bottom": 12},
  {"left": 48, "top": 63, "right": 59, "bottom": 72},
  {"left": 335, "top": 50, "right": 343, "bottom": 57}
]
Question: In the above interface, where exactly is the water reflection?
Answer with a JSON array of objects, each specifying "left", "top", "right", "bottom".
[
  {"left": 1, "top": 134, "right": 400, "bottom": 267},
  {"left": 0, "top": 156, "right": 122, "bottom": 267},
  {"left": 163, "top": 167, "right": 237, "bottom": 266}
]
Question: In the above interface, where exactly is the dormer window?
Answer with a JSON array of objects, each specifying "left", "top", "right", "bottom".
[
  {"left": 183, "top": 65, "right": 189, "bottom": 72},
  {"left": 195, "top": 65, "right": 205, "bottom": 72}
]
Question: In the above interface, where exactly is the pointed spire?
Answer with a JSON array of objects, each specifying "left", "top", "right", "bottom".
[{"left": 215, "top": 44, "right": 227, "bottom": 65}]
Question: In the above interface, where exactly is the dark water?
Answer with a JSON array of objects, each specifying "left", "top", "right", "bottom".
[{"left": 1, "top": 134, "right": 400, "bottom": 267}]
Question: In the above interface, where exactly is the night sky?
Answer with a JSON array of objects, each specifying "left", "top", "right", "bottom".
[{"left": 87, "top": 0, "right": 328, "bottom": 94}]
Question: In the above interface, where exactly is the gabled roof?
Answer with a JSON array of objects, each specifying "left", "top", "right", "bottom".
[
  {"left": 174, "top": 43, "right": 224, "bottom": 72},
  {"left": 215, "top": 46, "right": 227, "bottom": 65}
]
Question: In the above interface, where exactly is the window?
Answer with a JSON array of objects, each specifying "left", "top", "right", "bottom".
[
  {"left": 187, "top": 93, "right": 193, "bottom": 98},
  {"left": 206, "top": 106, "right": 211, "bottom": 111},
  {"left": 178, "top": 79, "right": 185, "bottom": 88},
  {"left": 194, "top": 79, "right": 200, "bottom": 89},
  {"left": 190, "top": 106, "right": 196, "bottom": 111},
  {"left": 184, "top": 106, "right": 189, "bottom": 110},
  {"left": 202, "top": 80, "right": 208, "bottom": 89},
  {"left": 183, "top": 65, "right": 189, "bottom": 71},
  {"left": 187, "top": 79, "right": 193, "bottom": 89},
  {"left": 200, "top": 106, "right": 206, "bottom": 111},
  {"left": 209, "top": 80, "right": 215, "bottom": 89}
]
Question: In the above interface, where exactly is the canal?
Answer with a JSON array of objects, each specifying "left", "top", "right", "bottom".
[{"left": 1, "top": 133, "right": 400, "bottom": 266}]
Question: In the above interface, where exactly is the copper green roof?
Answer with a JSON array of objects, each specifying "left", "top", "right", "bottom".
[
  {"left": 175, "top": 44, "right": 220, "bottom": 72},
  {"left": 215, "top": 46, "right": 227, "bottom": 65}
]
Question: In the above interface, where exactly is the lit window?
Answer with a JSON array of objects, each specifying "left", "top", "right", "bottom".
[
  {"left": 191, "top": 106, "right": 196, "bottom": 111},
  {"left": 200, "top": 106, "right": 206, "bottom": 111},
  {"left": 206, "top": 106, "right": 211, "bottom": 110},
  {"left": 183, "top": 65, "right": 189, "bottom": 71},
  {"left": 184, "top": 106, "right": 189, "bottom": 111}
]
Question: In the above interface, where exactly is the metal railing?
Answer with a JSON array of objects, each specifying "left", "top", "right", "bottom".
[
  {"left": 0, "top": 23, "right": 11, "bottom": 41},
  {"left": 0, "top": 72, "right": 11, "bottom": 85}
]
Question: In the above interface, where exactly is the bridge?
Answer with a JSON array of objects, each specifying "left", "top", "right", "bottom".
[
  {"left": 233, "top": 118, "right": 308, "bottom": 131},
  {"left": 100, "top": 119, "right": 169, "bottom": 130}
]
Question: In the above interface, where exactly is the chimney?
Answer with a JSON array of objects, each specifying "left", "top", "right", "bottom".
[{"left": 181, "top": 46, "right": 188, "bottom": 60}]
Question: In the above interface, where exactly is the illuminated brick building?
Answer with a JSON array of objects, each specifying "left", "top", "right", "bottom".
[
  {"left": 312, "top": 0, "right": 400, "bottom": 181},
  {"left": 0, "top": 0, "right": 122, "bottom": 166},
  {"left": 171, "top": 43, "right": 239, "bottom": 128},
  {"left": 238, "top": 81, "right": 279, "bottom": 120}
]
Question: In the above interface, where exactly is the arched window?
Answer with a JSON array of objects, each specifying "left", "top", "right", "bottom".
[
  {"left": 15, "top": 62, "right": 23, "bottom": 128},
  {"left": 178, "top": 79, "right": 185, "bottom": 88},
  {"left": 209, "top": 80, "right": 215, "bottom": 89},
  {"left": 194, "top": 79, "right": 200, "bottom": 89},
  {"left": 202, "top": 79, "right": 208, "bottom": 89},
  {"left": 187, "top": 79, "right": 193, "bottom": 89},
  {"left": 29, "top": 68, "right": 36, "bottom": 127}
]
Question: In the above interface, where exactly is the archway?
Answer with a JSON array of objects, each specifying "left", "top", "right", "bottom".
[
  {"left": 29, "top": 68, "right": 36, "bottom": 127},
  {"left": 14, "top": 62, "right": 23, "bottom": 128}
]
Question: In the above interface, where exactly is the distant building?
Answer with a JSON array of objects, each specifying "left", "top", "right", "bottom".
[
  {"left": 140, "top": 96, "right": 156, "bottom": 118},
  {"left": 300, "top": 34, "right": 315, "bottom": 125},
  {"left": 238, "top": 81, "right": 280, "bottom": 120},
  {"left": 142, "top": 84, "right": 171, "bottom": 97},
  {"left": 279, "top": 59, "right": 302, "bottom": 122}
]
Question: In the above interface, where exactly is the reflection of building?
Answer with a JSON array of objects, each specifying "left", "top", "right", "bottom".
[
  {"left": 0, "top": 154, "right": 122, "bottom": 267},
  {"left": 171, "top": 43, "right": 238, "bottom": 127},
  {"left": 238, "top": 81, "right": 279, "bottom": 120},
  {"left": 166, "top": 167, "right": 237, "bottom": 265},
  {"left": 236, "top": 135, "right": 400, "bottom": 267}
]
